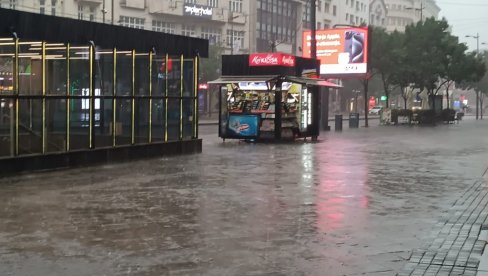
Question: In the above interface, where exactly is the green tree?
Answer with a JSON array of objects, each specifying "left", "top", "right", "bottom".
[
  {"left": 370, "top": 27, "right": 405, "bottom": 108},
  {"left": 199, "top": 44, "right": 224, "bottom": 83},
  {"left": 459, "top": 51, "right": 488, "bottom": 118},
  {"left": 404, "top": 18, "right": 452, "bottom": 109}
]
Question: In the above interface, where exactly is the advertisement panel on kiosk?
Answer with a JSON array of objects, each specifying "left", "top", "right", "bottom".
[
  {"left": 227, "top": 114, "right": 260, "bottom": 138},
  {"left": 302, "top": 27, "right": 369, "bottom": 77}
]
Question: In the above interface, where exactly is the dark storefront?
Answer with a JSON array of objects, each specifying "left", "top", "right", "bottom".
[{"left": 0, "top": 8, "right": 208, "bottom": 174}]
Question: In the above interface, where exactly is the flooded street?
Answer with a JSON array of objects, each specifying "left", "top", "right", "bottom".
[{"left": 1, "top": 120, "right": 487, "bottom": 275}]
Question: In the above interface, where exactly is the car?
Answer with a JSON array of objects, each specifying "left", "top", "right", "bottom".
[{"left": 369, "top": 106, "right": 383, "bottom": 115}]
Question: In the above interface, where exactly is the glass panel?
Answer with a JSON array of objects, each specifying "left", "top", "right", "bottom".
[
  {"left": 69, "top": 98, "right": 90, "bottom": 150},
  {"left": 183, "top": 58, "right": 194, "bottom": 98},
  {"left": 134, "top": 98, "right": 149, "bottom": 143},
  {"left": 116, "top": 53, "right": 132, "bottom": 96},
  {"left": 115, "top": 99, "right": 132, "bottom": 145},
  {"left": 18, "top": 98, "right": 42, "bottom": 155},
  {"left": 135, "top": 54, "right": 149, "bottom": 96},
  {"left": 95, "top": 98, "right": 112, "bottom": 148},
  {"left": 167, "top": 98, "right": 180, "bottom": 141},
  {"left": 69, "top": 46, "right": 90, "bottom": 96},
  {"left": 95, "top": 50, "right": 114, "bottom": 96},
  {"left": 46, "top": 47, "right": 67, "bottom": 95},
  {"left": 0, "top": 99, "right": 14, "bottom": 157},
  {"left": 0, "top": 42, "right": 15, "bottom": 95},
  {"left": 167, "top": 56, "right": 181, "bottom": 97},
  {"left": 46, "top": 99, "right": 66, "bottom": 153},
  {"left": 151, "top": 99, "right": 165, "bottom": 142},
  {"left": 182, "top": 98, "right": 194, "bottom": 140},
  {"left": 151, "top": 55, "right": 164, "bottom": 96},
  {"left": 19, "top": 42, "right": 42, "bottom": 95}
]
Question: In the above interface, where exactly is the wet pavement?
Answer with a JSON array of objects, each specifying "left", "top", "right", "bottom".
[{"left": 1, "top": 119, "right": 488, "bottom": 275}]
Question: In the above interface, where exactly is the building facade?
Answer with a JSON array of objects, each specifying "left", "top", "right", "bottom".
[
  {"left": 383, "top": 0, "right": 440, "bottom": 32},
  {"left": 0, "top": 0, "right": 392, "bottom": 56}
]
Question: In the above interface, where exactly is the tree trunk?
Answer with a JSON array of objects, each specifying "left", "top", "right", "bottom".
[
  {"left": 481, "top": 95, "right": 484, "bottom": 120},
  {"left": 446, "top": 84, "right": 450, "bottom": 109}
]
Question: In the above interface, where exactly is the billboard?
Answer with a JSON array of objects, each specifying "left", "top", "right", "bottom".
[{"left": 302, "top": 27, "right": 368, "bottom": 76}]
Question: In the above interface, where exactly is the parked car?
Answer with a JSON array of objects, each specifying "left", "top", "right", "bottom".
[{"left": 369, "top": 106, "right": 383, "bottom": 115}]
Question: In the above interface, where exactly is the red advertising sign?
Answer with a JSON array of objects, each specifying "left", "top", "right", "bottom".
[
  {"left": 302, "top": 27, "right": 369, "bottom": 76},
  {"left": 249, "top": 53, "right": 296, "bottom": 67}
]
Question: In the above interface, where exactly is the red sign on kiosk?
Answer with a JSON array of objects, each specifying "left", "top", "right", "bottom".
[{"left": 249, "top": 53, "right": 296, "bottom": 67}]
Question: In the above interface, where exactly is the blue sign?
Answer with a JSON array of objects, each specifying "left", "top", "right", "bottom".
[{"left": 227, "top": 114, "right": 260, "bottom": 138}]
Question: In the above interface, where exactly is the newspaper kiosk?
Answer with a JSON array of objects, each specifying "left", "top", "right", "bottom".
[{"left": 209, "top": 53, "right": 340, "bottom": 141}]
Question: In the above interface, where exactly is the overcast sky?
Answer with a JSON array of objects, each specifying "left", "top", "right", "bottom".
[{"left": 437, "top": 0, "right": 488, "bottom": 52}]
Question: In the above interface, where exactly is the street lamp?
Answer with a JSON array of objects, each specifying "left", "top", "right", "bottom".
[{"left": 466, "top": 33, "right": 480, "bottom": 120}]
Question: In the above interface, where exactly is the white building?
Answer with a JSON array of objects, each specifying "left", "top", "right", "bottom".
[
  {"left": 0, "top": 0, "right": 392, "bottom": 55},
  {"left": 383, "top": 0, "right": 440, "bottom": 32}
]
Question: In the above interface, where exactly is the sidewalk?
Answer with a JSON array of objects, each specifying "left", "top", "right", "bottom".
[{"left": 398, "top": 173, "right": 488, "bottom": 275}]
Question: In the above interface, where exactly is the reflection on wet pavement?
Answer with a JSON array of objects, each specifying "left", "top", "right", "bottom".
[{"left": 0, "top": 120, "right": 487, "bottom": 275}]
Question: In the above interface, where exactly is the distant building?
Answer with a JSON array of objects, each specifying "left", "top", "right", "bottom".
[{"left": 383, "top": 0, "right": 440, "bottom": 32}]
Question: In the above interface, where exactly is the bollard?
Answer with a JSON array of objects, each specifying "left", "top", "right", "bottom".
[{"left": 335, "top": 114, "right": 343, "bottom": 131}]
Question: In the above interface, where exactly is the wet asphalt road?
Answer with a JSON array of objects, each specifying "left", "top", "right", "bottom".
[{"left": 0, "top": 119, "right": 487, "bottom": 275}]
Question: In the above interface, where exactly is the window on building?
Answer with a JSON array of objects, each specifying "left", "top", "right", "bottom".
[
  {"left": 229, "top": 0, "right": 242, "bottom": 13},
  {"left": 226, "top": 29, "right": 244, "bottom": 49},
  {"left": 207, "top": 0, "right": 218, "bottom": 7},
  {"left": 201, "top": 27, "right": 221, "bottom": 45},
  {"left": 324, "top": 3, "right": 329, "bottom": 13},
  {"left": 39, "top": 0, "right": 45, "bottom": 14},
  {"left": 78, "top": 5, "right": 84, "bottom": 20},
  {"left": 346, "top": 13, "right": 348, "bottom": 21},
  {"left": 181, "top": 25, "right": 196, "bottom": 37},
  {"left": 351, "top": 0, "right": 354, "bottom": 8},
  {"left": 89, "top": 6, "right": 95, "bottom": 21},
  {"left": 317, "top": 1, "right": 321, "bottom": 11},
  {"left": 51, "top": 0, "right": 56, "bottom": 15},
  {"left": 9, "top": 0, "right": 15, "bottom": 9},
  {"left": 152, "top": 20, "right": 176, "bottom": 34},
  {"left": 332, "top": 5, "right": 336, "bottom": 16},
  {"left": 119, "top": 16, "right": 145, "bottom": 29},
  {"left": 185, "top": 0, "right": 196, "bottom": 3}
]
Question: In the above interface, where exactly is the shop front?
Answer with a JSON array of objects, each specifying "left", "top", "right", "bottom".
[{"left": 210, "top": 53, "right": 340, "bottom": 141}]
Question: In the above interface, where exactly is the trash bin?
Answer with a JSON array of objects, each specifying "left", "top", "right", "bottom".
[
  {"left": 349, "top": 113, "right": 359, "bottom": 128},
  {"left": 335, "top": 114, "right": 343, "bottom": 131}
]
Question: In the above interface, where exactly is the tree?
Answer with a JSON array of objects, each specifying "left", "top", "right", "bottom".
[
  {"left": 370, "top": 28, "right": 405, "bottom": 108},
  {"left": 459, "top": 51, "right": 488, "bottom": 118},
  {"left": 404, "top": 18, "right": 452, "bottom": 110},
  {"left": 199, "top": 44, "right": 225, "bottom": 83}
]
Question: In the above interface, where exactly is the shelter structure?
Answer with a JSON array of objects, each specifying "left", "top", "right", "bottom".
[{"left": 0, "top": 8, "right": 208, "bottom": 173}]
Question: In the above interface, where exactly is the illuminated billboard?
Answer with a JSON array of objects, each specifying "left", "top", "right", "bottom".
[{"left": 302, "top": 27, "right": 369, "bottom": 76}]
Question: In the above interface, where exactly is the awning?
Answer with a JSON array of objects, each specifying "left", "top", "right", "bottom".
[
  {"left": 283, "top": 76, "right": 342, "bottom": 88},
  {"left": 208, "top": 75, "right": 342, "bottom": 88}
]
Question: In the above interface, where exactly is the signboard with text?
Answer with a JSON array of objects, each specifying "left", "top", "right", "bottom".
[
  {"left": 302, "top": 27, "right": 369, "bottom": 76},
  {"left": 249, "top": 53, "right": 296, "bottom": 67},
  {"left": 183, "top": 4, "right": 212, "bottom": 19}
]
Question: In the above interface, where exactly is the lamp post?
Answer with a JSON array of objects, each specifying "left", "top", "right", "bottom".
[{"left": 466, "top": 33, "right": 480, "bottom": 120}]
